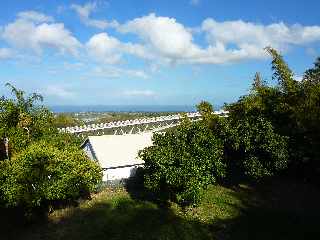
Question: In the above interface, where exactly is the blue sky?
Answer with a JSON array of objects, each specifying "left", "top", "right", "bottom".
[{"left": 0, "top": 0, "right": 319, "bottom": 106}]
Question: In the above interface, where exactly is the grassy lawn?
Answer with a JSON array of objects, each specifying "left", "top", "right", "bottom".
[{"left": 2, "top": 178, "right": 320, "bottom": 240}]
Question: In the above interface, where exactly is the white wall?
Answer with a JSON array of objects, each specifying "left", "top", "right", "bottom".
[{"left": 102, "top": 165, "right": 142, "bottom": 181}]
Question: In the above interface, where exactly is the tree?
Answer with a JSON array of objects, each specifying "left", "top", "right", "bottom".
[
  {"left": 196, "top": 101, "right": 213, "bottom": 116},
  {"left": 0, "top": 83, "right": 56, "bottom": 155},
  {"left": 303, "top": 57, "right": 320, "bottom": 84},
  {"left": 265, "top": 47, "right": 298, "bottom": 93},
  {"left": 0, "top": 84, "right": 102, "bottom": 216},
  {"left": 139, "top": 120, "right": 225, "bottom": 206},
  {"left": 220, "top": 115, "right": 288, "bottom": 180}
]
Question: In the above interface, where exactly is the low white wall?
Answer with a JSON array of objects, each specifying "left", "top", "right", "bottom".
[{"left": 102, "top": 165, "right": 141, "bottom": 181}]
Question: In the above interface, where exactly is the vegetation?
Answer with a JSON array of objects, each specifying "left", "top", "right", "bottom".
[
  {"left": 2, "top": 178, "right": 320, "bottom": 240},
  {"left": 140, "top": 47, "right": 320, "bottom": 206},
  {"left": 140, "top": 119, "right": 225, "bottom": 205},
  {"left": 1, "top": 47, "right": 320, "bottom": 239},
  {"left": 226, "top": 48, "right": 320, "bottom": 182},
  {"left": 53, "top": 113, "right": 84, "bottom": 128},
  {"left": 0, "top": 84, "right": 102, "bottom": 216}
]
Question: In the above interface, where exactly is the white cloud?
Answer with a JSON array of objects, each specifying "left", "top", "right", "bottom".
[
  {"left": 200, "top": 19, "right": 320, "bottom": 63},
  {"left": 118, "top": 13, "right": 202, "bottom": 62},
  {"left": 86, "top": 32, "right": 152, "bottom": 63},
  {"left": 44, "top": 85, "right": 75, "bottom": 99},
  {"left": 2, "top": 11, "right": 81, "bottom": 55},
  {"left": 190, "top": 0, "right": 200, "bottom": 6},
  {"left": 17, "top": 11, "right": 54, "bottom": 23},
  {"left": 0, "top": 48, "right": 14, "bottom": 60},
  {"left": 122, "top": 90, "right": 156, "bottom": 97},
  {"left": 91, "top": 66, "right": 149, "bottom": 79},
  {"left": 115, "top": 14, "right": 320, "bottom": 64},
  {"left": 2, "top": 10, "right": 320, "bottom": 67},
  {"left": 71, "top": 2, "right": 118, "bottom": 29},
  {"left": 86, "top": 32, "right": 122, "bottom": 64}
]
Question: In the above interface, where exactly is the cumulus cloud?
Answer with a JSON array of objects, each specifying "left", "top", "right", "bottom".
[
  {"left": 1, "top": 11, "right": 81, "bottom": 55},
  {"left": 115, "top": 13, "right": 320, "bottom": 64},
  {"left": 2, "top": 10, "right": 320, "bottom": 67},
  {"left": 200, "top": 18, "right": 320, "bottom": 63},
  {"left": 122, "top": 90, "right": 156, "bottom": 97},
  {"left": 71, "top": 2, "right": 118, "bottom": 29},
  {"left": 86, "top": 32, "right": 152, "bottom": 64},
  {"left": 118, "top": 13, "right": 202, "bottom": 62},
  {"left": 86, "top": 32, "right": 122, "bottom": 64}
]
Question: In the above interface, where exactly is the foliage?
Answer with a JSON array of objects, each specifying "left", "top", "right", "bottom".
[
  {"left": 0, "top": 84, "right": 102, "bottom": 216},
  {"left": 226, "top": 48, "right": 320, "bottom": 182},
  {"left": 139, "top": 119, "right": 225, "bottom": 205},
  {"left": 0, "top": 84, "right": 56, "bottom": 155},
  {"left": 0, "top": 141, "right": 102, "bottom": 213},
  {"left": 53, "top": 113, "right": 84, "bottom": 128},
  {"left": 219, "top": 115, "right": 288, "bottom": 180},
  {"left": 196, "top": 100, "right": 213, "bottom": 116}
]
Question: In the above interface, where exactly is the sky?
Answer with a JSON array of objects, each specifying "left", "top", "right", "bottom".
[{"left": 0, "top": 0, "right": 319, "bottom": 106}]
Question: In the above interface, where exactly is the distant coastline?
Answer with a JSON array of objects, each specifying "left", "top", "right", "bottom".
[{"left": 49, "top": 105, "right": 201, "bottom": 113}]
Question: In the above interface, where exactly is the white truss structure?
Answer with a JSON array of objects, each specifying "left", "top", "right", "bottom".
[{"left": 58, "top": 111, "right": 228, "bottom": 136}]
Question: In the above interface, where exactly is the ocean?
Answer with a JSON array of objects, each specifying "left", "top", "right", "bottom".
[{"left": 49, "top": 105, "right": 198, "bottom": 113}]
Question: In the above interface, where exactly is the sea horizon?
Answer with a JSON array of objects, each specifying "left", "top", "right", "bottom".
[{"left": 49, "top": 105, "right": 204, "bottom": 113}]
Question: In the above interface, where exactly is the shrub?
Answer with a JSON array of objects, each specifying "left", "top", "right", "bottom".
[
  {"left": 139, "top": 120, "right": 225, "bottom": 206},
  {"left": 222, "top": 113, "right": 289, "bottom": 180},
  {"left": 0, "top": 141, "right": 102, "bottom": 214}
]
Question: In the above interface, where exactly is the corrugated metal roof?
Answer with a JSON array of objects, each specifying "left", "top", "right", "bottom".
[{"left": 85, "top": 133, "right": 153, "bottom": 169}]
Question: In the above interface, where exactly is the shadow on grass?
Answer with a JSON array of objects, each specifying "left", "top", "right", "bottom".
[
  {"left": 5, "top": 197, "right": 213, "bottom": 240},
  {"left": 125, "top": 175, "right": 320, "bottom": 240},
  {"left": 214, "top": 177, "right": 320, "bottom": 240},
  {"left": 2, "top": 177, "right": 320, "bottom": 240}
]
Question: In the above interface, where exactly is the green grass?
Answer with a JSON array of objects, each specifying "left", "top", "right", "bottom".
[{"left": 2, "top": 178, "right": 320, "bottom": 240}]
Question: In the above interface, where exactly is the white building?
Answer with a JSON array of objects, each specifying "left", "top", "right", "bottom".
[{"left": 81, "top": 133, "right": 153, "bottom": 181}]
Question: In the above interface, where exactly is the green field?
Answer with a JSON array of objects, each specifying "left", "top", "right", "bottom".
[{"left": 3, "top": 178, "right": 320, "bottom": 240}]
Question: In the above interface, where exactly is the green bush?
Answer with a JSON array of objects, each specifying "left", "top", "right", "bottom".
[
  {"left": 0, "top": 141, "right": 102, "bottom": 213},
  {"left": 222, "top": 114, "right": 289, "bottom": 180},
  {"left": 139, "top": 120, "right": 225, "bottom": 206}
]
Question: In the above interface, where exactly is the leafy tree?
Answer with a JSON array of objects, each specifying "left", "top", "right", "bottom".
[
  {"left": 303, "top": 57, "right": 320, "bottom": 84},
  {"left": 0, "top": 141, "right": 102, "bottom": 214},
  {"left": 226, "top": 49, "right": 320, "bottom": 182},
  {"left": 265, "top": 47, "right": 298, "bottom": 93},
  {"left": 196, "top": 101, "right": 220, "bottom": 131},
  {"left": 0, "top": 83, "right": 56, "bottom": 155},
  {"left": 0, "top": 84, "right": 102, "bottom": 216},
  {"left": 196, "top": 100, "right": 213, "bottom": 116},
  {"left": 139, "top": 120, "right": 225, "bottom": 206},
  {"left": 219, "top": 115, "right": 288, "bottom": 180}
]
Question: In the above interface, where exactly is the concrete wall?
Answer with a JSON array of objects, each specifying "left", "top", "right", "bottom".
[{"left": 102, "top": 165, "right": 141, "bottom": 181}]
